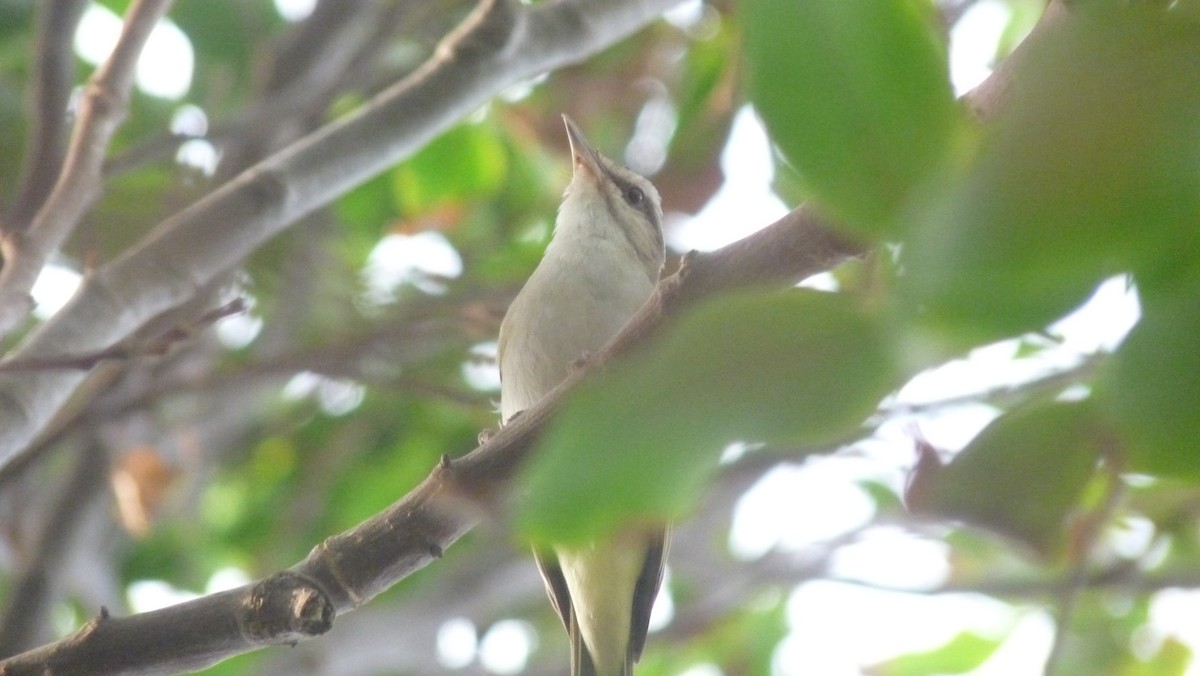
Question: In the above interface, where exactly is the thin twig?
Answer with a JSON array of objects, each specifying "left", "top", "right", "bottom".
[
  {"left": 0, "top": 298, "right": 244, "bottom": 373},
  {"left": 0, "top": 0, "right": 684, "bottom": 468},
  {"left": 829, "top": 558, "right": 1197, "bottom": 599},
  {"left": 103, "top": 132, "right": 203, "bottom": 177},
  {"left": 0, "top": 0, "right": 176, "bottom": 340},
  {"left": 0, "top": 2, "right": 1075, "bottom": 667},
  {"left": 878, "top": 352, "right": 1105, "bottom": 418},
  {"left": 1043, "top": 455, "right": 1127, "bottom": 676}
]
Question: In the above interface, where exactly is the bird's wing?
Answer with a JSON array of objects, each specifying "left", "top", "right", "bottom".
[
  {"left": 628, "top": 526, "right": 670, "bottom": 662},
  {"left": 534, "top": 548, "right": 573, "bottom": 631}
]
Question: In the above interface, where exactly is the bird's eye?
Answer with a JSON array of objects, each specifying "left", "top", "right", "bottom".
[{"left": 624, "top": 186, "right": 645, "bottom": 206}]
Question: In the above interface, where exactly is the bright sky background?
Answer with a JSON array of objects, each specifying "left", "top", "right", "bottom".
[{"left": 49, "top": 1, "right": 1196, "bottom": 674}]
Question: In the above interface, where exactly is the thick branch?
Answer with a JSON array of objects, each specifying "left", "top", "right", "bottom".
[
  {"left": 0, "top": 0, "right": 682, "bottom": 468},
  {"left": 0, "top": 2, "right": 1069, "bottom": 672},
  {"left": 0, "top": 200, "right": 884, "bottom": 675},
  {"left": 0, "top": 0, "right": 175, "bottom": 337}
]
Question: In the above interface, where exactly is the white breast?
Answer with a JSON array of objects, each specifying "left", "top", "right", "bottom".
[{"left": 498, "top": 228, "right": 653, "bottom": 422}]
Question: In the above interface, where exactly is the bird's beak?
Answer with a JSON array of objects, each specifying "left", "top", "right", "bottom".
[{"left": 562, "top": 114, "right": 603, "bottom": 181}]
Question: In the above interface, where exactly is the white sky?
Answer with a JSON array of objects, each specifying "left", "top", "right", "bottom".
[{"left": 60, "top": 1, "right": 1193, "bottom": 674}]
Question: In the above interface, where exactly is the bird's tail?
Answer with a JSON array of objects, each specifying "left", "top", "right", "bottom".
[{"left": 568, "top": 610, "right": 633, "bottom": 676}]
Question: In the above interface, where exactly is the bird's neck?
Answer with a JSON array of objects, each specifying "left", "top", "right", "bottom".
[{"left": 555, "top": 192, "right": 664, "bottom": 283}]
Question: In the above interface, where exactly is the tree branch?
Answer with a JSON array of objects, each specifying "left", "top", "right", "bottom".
[
  {"left": 0, "top": 0, "right": 682, "bottom": 470},
  {"left": 0, "top": 2, "right": 1072, "bottom": 672},
  {"left": 0, "top": 299, "right": 245, "bottom": 373},
  {"left": 0, "top": 194, "right": 868, "bottom": 675},
  {"left": 1044, "top": 457, "right": 1126, "bottom": 676},
  {"left": 3, "top": 0, "right": 89, "bottom": 233},
  {"left": 0, "top": 437, "right": 110, "bottom": 657},
  {"left": 0, "top": 0, "right": 176, "bottom": 338}
]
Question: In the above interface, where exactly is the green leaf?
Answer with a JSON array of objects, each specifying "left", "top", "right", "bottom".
[
  {"left": 908, "top": 400, "right": 1103, "bottom": 557},
  {"left": 676, "top": 18, "right": 735, "bottom": 135},
  {"left": 868, "top": 631, "right": 1003, "bottom": 676},
  {"left": 391, "top": 120, "right": 508, "bottom": 214},
  {"left": 1123, "top": 637, "right": 1192, "bottom": 676},
  {"left": 518, "top": 289, "right": 898, "bottom": 544},
  {"left": 171, "top": 0, "right": 283, "bottom": 87},
  {"left": 900, "top": 5, "right": 1200, "bottom": 345},
  {"left": 744, "top": 0, "right": 961, "bottom": 232},
  {"left": 80, "top": 166, "right": 181, "bottom": 261},
  {"left": 1098, "top": 281, "right": 1200, "bottom": 477},
  {"left": 334, "top": 170, "right": 396, "bottom": 233}
]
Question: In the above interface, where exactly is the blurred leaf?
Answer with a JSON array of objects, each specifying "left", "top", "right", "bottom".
[
  {"left": 191, "top": 651, "right": 264, "bottom": 676},
  {"left": 867, "top": 631, "right": 1003, "bottom": 675},
  {"left": 78, "top": 165, "right": 183, "bottom": 259},
  {"left": 324, "top": 398, "right": 474, "bottom": 532},
  {"left": 1122, "top": 636, "right": 1191, "bottom": 676},
  {"left": 0, "top": 79, "right": 27, "bottom": 206},
  {"left": 997, "top": 0, "right": 1048, "bottom": 57},
  {"left": 450, "top": 122, "right": 563, "bottom": 274},
  {"left": 201, "top": 434, "right": 300, "bottom": 560},
  {"left": 901, "top": 5, "right": 1200, "bottom": 345},
  {"left": 94, "top": 0, "right": 134, "bottom": 15},
  {"left": 1054, "top": 593, "right": 1155, "bottom": 674},
  {"left": 122, "top": 526, "right": 201, "bottom": 590},
  {"left": 744, "top": 0, "right": 962, "bottom": 231},
  {"left": 1098, "top": 281, "right": 1200, "bottom": 477},
  {"left": 641, "top": 595, "right": 787, "bottom": 675},
  {"left": 519, "top": 289, "right": 898, "bottom": 544},
  {"left": 908, "top": 399, "right": 1103, "bottom": 557},
  {"left": 701, "top": 599, "right": 788, "bottom": 675},
  {"left": 171, "top": 0, "right": 282, "bottom": 96},
  {"left": 391, "top": 120, "right": 508, "bottom": 214},
  {"left": 674, "top": 18, "right": 734, "bottom": 136},
  {"left": 334, "top": 170, "right": 396, "bottom": 234}
]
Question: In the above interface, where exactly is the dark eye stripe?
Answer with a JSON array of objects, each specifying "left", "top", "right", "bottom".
[
  {"left": 605, "top": 170, "right": 658, "bottom": 225},
  {"left": 597, "top": 177, "right": 663, "bottom": 271}
]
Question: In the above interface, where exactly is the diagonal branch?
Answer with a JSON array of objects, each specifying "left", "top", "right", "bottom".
[
  {"left": 4, "top": 0, "right": 90, "bottom": 233},
  {"left": 0, "top": 180, "right": 862, "bottom": 676},
  {"left": 0, "top": 298, "right": 245, "bottom": 373},
  {"left": 0, "top": 0, "right": 682, "bottom": 470},
  {"left": 0, "top": 1, "right": 1067, "bottom": 672},
  {"left": 0, "top": 143, "right": 1000, "bottom": 670},
  {"left": 0, "top": 0, "right": 176, "bottom": 338}
]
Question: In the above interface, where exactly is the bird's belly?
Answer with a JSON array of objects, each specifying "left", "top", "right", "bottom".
[{"left": 499, "top": 247, "right": 653, "bottom": 418}]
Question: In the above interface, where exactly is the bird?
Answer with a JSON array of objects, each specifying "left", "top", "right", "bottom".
[{"left": 497, "top": 114, "right": 668, "bottom": 676}]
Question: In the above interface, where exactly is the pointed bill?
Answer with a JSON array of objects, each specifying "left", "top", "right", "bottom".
[{"left": 562, "top": 114, "right": 604, "bottom": 180}]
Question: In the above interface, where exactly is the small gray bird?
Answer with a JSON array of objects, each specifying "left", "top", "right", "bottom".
[{"left": 498, "top": 115, "right": 668, "bottom": 676}]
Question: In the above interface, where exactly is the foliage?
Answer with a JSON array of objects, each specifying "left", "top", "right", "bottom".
[{"left": 0, "top": 0, "right": 1199, "bottom": 674}]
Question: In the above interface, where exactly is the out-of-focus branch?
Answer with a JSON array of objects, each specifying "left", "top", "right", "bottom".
[
  {"left": 212, "top": 0, "right": 396, "bottom": 181},
  {"left": 0, "top": 299, "right": 245, "bottom": 373},
  {"left": 0, "top": 283, "right": 497, "bottom": 497},
  {"left": 0, "top": 0, "right": 682, "bottom": 470},
  {"left": 0, "top": 179, "right": 864, "bottom": 676},
  {"left": 4, "top": 0, "right": 89, "bottom": 233},
  {"left": 1044, "top": 459, "right": 1126, "bottom": 676},
  {"left": 103, "top": 2, "right": 438, "bottom": 178},
  {"left": 0, "top": 1, "right": 1072, "bottom": 671},
  {"left": 0, "top": 437, "right": 109, "bottom": 657},
  {"left": 0, "top": 0, "right": 176, "bottom": 338}
]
